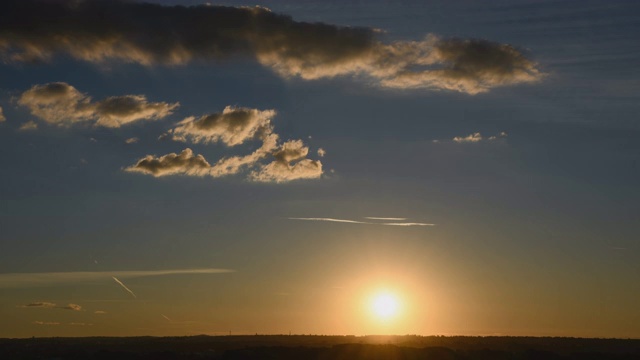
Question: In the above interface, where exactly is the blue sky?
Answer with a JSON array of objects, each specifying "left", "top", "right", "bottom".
[{"left": 0, "top": 0, "right": 639, "bottom": 337}]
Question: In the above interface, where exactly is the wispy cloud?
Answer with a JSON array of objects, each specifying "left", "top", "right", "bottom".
[
  {"left": 33, "top": 321, "right": 60, "bottom": 325},
  {"left": 18, "top": 82, "right": 178, "bottom": 128},
  {"left": 0, "top": 1, "right": 542, "bottom": 94},
  {"left": 288, "top": 217, "right": 434, "bottom": 226},
  {"left": 20, "top": 302, "right": 56, "bottom": 308},
  {"left": 20, "top": 302, "right": 83, "bottom": 311},
  {"left": 0, "top": 268, "right": 234, "bottom": 289},
  {"left": 112, "top": 276, "right": 136, "bottom": 299},
  {"left": 18, "top": 120, "right": 38, "bottom": 131},
  {"left": 94, "top": 310, "right": 107, "bottom": 314},
  {"left": 125, "top": 137, "right": 139, "bottom": 144},
  {"left": 451, "top": 131, "right": 507, "bottom": 143}
]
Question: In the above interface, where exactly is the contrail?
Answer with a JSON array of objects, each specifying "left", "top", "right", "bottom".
[
  {"left": 288, "top": 217, "right": 368, "bottom": 224},
  {"left": 289, "top": 217, "right": 434, "bottom": 227},
  {"left": 364, "top": 217, "right": 408, "bottom": 221},
  {"left": 161, "top": 314, "right": 171, "bottom": 322},
  {"left": 381, "top": 222, "right": 435, "bottom": 226},
  {"left": 112, "top": 276, "right": 137, "bottom": 298}
]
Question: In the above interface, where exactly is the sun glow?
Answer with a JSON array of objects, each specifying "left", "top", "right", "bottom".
[{"left": 369, "top": 291, "right": 401, "bottom": 320}]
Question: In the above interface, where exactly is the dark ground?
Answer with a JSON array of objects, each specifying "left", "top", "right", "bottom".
[{"left": 1, "top": 335, "right": 639, "bottom": 359}]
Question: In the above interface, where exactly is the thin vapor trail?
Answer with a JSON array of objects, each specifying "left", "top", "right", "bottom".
[
  {"left": 289, "top": 217, "right": 434, "bottom": 227},
  {"left": 365, "top": 217, "right": 408, "bottom": 221},
  {"left": 161, "top": 314, "right": 171, "bottom": 322},
  {"left": 112, "top": 276, "right": 137, "bottom": 299},
  {"left": 288, "top": 217, "right": 368, "bottom": 224}
]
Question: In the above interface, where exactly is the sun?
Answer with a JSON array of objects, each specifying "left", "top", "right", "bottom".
[{"left": 369, "top": 291, "right": 401, "bottom": 320}]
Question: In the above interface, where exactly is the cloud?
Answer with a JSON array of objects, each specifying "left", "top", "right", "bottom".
[
  {"left": 127, "top": 107, "right": 322, "bottom": 182},
  {"left": 18, "top": 120, "right": 38, "bottom": 131},
  {"left": 125, "top": 148, "right": 212, "bottom": 177},
  {"left": 171, "top": 107, "right": 276, "bottom": 146},
  {"left": 444, "top": 131, "right": 508, "bottom": 143},
  {"left": 317, "top": 148, "right": 326, "bottom": 157},
  {"left": 125, "top": 137, "right": 139, "bottom": 144},
  {"left": 250, "top": 140, "right": 323, "bottom": 183},
  {"left": 18, "top": 82, "right": 178, "bottom": 127},
  {"left": 0, "top": 106, "right": 5, "bottom": 122},
  {"left": 69, "top": 322, "right": 93, "bottom": 326},
  {"left": 0, "top": 1, "right": 542, "bottom": 94},
  {"left": 59, "top": 303, "right": 83, "bottom": 311},
  {"left": 112, "top": 276, "right": 136, "bottom": 299},
  {"left": 20, "top": 302, "right": 83, "bottom": 311},
  {"left": 33, "top": 321, "right": 60, "bottom": 325},
  {"left": 94, "top": 310, "right": 107, "bottom": 314},
  {"left": 288, "top": 217, "right": 434, "bottom": 226},
  {"left": 20, "top": 302, "right": 56, "bottom": 308},
  {"left": 0, "top": 268, "right": 234, "bottom": 289}
]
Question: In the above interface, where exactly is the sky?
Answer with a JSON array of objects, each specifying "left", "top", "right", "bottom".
[{"left": 0, "top": 0, "right": 639, "bottom": 338}]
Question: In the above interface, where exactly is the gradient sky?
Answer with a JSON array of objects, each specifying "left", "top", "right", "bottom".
[{"left": 0, "top": 0, "right": 639, "bottom": 338}]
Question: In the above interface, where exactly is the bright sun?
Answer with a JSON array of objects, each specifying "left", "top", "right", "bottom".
[{"left": 370, "top": 291, "right": 401, "bottom": 320}]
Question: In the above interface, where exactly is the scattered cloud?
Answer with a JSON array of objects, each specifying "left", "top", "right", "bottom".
[
  {"left": 0, "top": 106, "right": 5, "bottom": 122},
  {"left": 0, "top": 268, "right": 235, "bottom": 289},
  {"left": 288, "top": 217, "right": 434, "bottom": 226},
  {"left": 59, "top": 303, "right": 83, "bottom": 311},
  {"left": 250, "top": 140, "right": 323, "bottom": 183},
  {"left": 94, "top": 310, "right": 107, "bottom": 314},
  {"left": 20, "top": 302, "right": 56, "bottom": 308},
  {"left": 127, "top": 107, "right": 323, "bottom": 183},
  {"left": 171, "top": 107, "right": 275, "bottom": 146},
  {"left": 125, "top": 148, "right": 212, "bottom": 177},
  {"left": 434, "top": 131, "right": 508, "bottom": 144},
  {"left": 125, "top": 137, "right": 139, "bottom": 144},
  {"left": 0, "top": 1, "right": 542, "bottom": 94},
  {"left": 69, "top": 322, "right": 93, "bottom": 326},
  {"left": 112, "top": 276, "right": 137, "bottom": 299},
  {"left": 317, "top": 148, "right": 326, "bottom": 157},
  {"left": 33, "top": 321, "right": 60, "bottom": 325},
  {"left": 20, "top": 302, "right": 83, "bottom": 311},
  {"left": 18, "top": 82, "right": 178, "bottom": 128},
  {"left": 18, "top": 120, "right": 38, "bottom": 131}
]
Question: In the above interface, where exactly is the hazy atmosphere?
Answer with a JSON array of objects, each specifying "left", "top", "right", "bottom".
[{"left": 0, "top": 0, "right": 638, "bottom": 339}]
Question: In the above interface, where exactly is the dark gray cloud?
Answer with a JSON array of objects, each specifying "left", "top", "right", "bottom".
[
  {"left": 18, "top": 82, "right": 178, "bottom": 127},
  {"left": 0, "top": 1, "right": 542, "bottom": 94}
]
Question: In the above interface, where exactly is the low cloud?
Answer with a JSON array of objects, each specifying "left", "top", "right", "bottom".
[
  {"left": 94, "top": 310, "right": 107, "bottom": 314},
  {"left": 127, "top": 107, "right": 323, "bottom": 183},
  {"left": 435, "top": 131, "right": 507, "bottom": 143},
  {"left": 18, "top": 82, "right": 178, "bottom": 128},
  {"left": 171, "top": 107, "right": 276, "bottom": 146},
  {"left": 18, "top": 120, "right": 38, "bottom": 131},
  {"left": 20, "top": 302, "right": 56, "bottom": 308},
  {"left": 0, "top": 1, "right": 542, "bottom": 94},
  {"left": 33, "top": 321, "right": 60, "bottom": 325},
  {"left": 0, "top": 106, "right": 5, "bottom": 122},
  {"left": 20, "top": 302, "right": 83, "bottom": 311},
  {"left": 125, "top": 137, "right": 139, "bottom": 144},
  {"left": 69, "top": 322, "right": 93, "bottom": 326},
  {"left": 0, "top": 268, "right": 234, "bottom": 289},
  {"left": 317, "top": 148, "right": 326, "bottom": 157},
  {"left": 125, "top": 148, "right": 212, "bottom": 177},
  {"left": 59, "top": 303, "right": 83, "bottom": 311}
]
